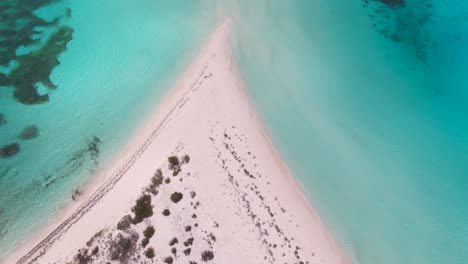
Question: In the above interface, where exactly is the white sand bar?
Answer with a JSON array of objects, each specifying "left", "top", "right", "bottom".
[{"left": 7, "top": 21, "right": 348, "bottom": 264}]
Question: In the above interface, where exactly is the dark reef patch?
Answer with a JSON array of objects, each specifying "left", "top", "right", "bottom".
[
  {"left": 18, "top": 125, "right": 39, "bottom": 140},
  {"left": 10, "top": 26, "right": 74, "bottom": 104},
  {"left": 376, "top": 0, "right": 405, "bottom": 7},
  {"left": 43, "top": 136, "right": 102, "bottom": 188},
  {"left": 87, "top": 136, "right": 101, "bottom": 165},
  {"left": 0, "top": 136, "right": 101, "bottom": 246},
  {"left": 363, "top": 0, "right": 435, "bottom": 68},
  {"left": 0, "top": 74, "right": 8, "bottom": 86},
  {"left": 0, "top": 208, "right": 7, "bottom": 239},
  {"left": 0, "top": 0, "right": 74, "bottom": 104},
  {"left": 0, "top": 0, "right": 60, "bottom": 67},
  {"left": 0, "top": 114, "right": 6, "bottom": 126},
  {"left": 0, "top": 143, "right": 20, "bottom": 158}
]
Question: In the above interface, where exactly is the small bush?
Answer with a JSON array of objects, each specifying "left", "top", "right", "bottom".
[
  {"left": 208, "top": 233, "right": 216, "bottom": 242},
  {"left": 131, "top": 194, "right": 153, "bottom": 224},
  {"left": 183, "top": 237, "right": 194, "bottom": 247},
  {"left": 168, "top": 156, "right": 181, "bottom": 176},
  {"left": 141, "top": 237, "right": 149, "bottom": 248},
  {"left": 143, "top": 226, "right": 155, "bottom": 239},
  {"left": 168, "top": 156, "right": 179, "bottom": 168},
  {"left": 169, "top": 237, "right": 178, "bottom": 246},
  {"left": 109, "top": 232, "right": 139, "bottom": 262},
  {"left": 164, "top": 256, "right": 174, "bottom": 264},
  {"left": 74, "top": 249, "right": 91, "bottom": 264},
  {"left": 162, "top": 209, "right": 170, "bottom": 216},
  {"left": 146, "top": 169, "right": 164, "bottom": 195},
  {"left": 117, "top": 215, "right": 132, "bottom": 230},
  {"left": 170, "top": 192, "right": 183, "bottom": 203},
  {"left": 86, "top": 230, "right": 104, "bottom": 247},
  {"left": 91, "top": 246, "right": 99, "bottom": 255},
  {"left": 172, "top": 169, "right": 181, "bottom": 176},
  {"left": 201, "top": 250, "right": 214, "bottom": 262},
  {"left": 182, "top": 154, "right": 190, "bottom": 164},
  {"left": 144, "top": 247, "right": 155, "bottom": 259}
]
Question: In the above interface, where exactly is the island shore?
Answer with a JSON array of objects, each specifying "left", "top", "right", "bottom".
[{"left": 6, "top": 21, "right": 348, "bottom": 264}]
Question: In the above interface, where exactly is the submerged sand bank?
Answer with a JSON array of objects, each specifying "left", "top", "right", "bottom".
[{"left": 7, "top": 21, "right": 347, "bottom": 264}]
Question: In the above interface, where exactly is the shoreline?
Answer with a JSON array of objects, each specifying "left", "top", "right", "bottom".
[
  {"left": 2, "top": 19, "right": 217, "bottom": 264},
  {"left": 4, "top": 21, "right": 221, "bottom": 264},
  {"left": 229, "top": 58, "right": 347, "bottom": 261},
  {"left": 6, "top": 20, "right": 348, "bottom": 264}
]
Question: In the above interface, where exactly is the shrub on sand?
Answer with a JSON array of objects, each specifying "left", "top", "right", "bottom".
[
  {"left": 144, "top": 247, "right": 155, "bottom": 259},
  {"left": 109, "top": 231, "right": 139, "bottom": 262},
  {"left": 141, "top": 237, "right": 149, "bottom": 248},
  {"left": 168, "top": 156, "right": 181, "bottom": 176},
  {"left": 170, "top": 192, "right": 183, "bottom": 203},
  {"left": 117, "top": 215, "right": 132, "bottom": 230},
  {"left": 201, "top": 250, "right": 214, "bottom": 262},
  {"left": 131, "top": 194, "right": 153, "bottom": 224},
  {"left": 146, "top": 169, "right": 164, "bottom": 195},
  {"left": 143, "top": 225, "right": 155, "bottom": 239},
  {"left": 182, "top": 154, "right": 190, "bottom": 164}
]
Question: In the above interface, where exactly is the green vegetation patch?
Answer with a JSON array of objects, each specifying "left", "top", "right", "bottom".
[
  {"left": 201, "top": 250, "right": 214, "bottom": 262},
  {"left": 162, "top": 209, "right": 170, "bottom": 216},
  {"left": 146, "top": 169, "right": 164, "bottom": 195},
  {"left": 131, "top": 194, "right": 153, "bottom": 224},
  {"left": 144, "top": 247, "right": 155, "bottom": 259},
  {"left": 170, "top": 192, "right": 183, "bottom": 203},
  {"left": 86, "top": 229, "right": 104, "bottom": 247},
  {"left": 182, "top": 154, "right": 190, "bottom": 164},
  {"left": 143, "top": 225, "right": 155, "bottom": 239},
  {"left": 141, "top": 237, "right": 149, "bottom": 248},
  {"left": 164, "top": 256, "right": 174, "bottom": 264},
  {"left": 168, "top": 156, "right": 181, "bottom": 176},
  {"left": 109, "top": 232, "right": 139, "bottom": 262},
  {"left": 169, "top": 237, "right": 178, "bottom": 246},
  {"left": 73, "top": 248, "right": 92, "bottom": 264},
  {"left": 117, "top": 215, "right": 132, "bottom": 231}
]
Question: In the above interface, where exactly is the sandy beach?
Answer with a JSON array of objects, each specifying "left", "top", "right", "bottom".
[{"left": 6, "top": 21, "right": 347, "bottom": 264}]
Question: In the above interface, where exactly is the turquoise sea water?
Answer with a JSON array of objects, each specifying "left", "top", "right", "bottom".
[
  {"left": 230, "top": 1, "right": 468, "bottom": 263},
  {"left": 1, "top": 1, "right": 468, "bottom": 263}
]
